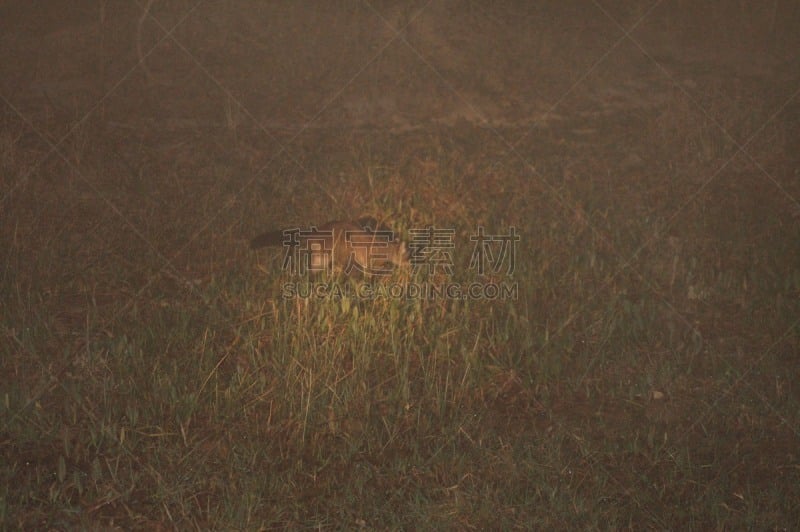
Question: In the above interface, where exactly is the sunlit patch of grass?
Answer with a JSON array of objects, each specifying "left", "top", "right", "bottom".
[{"left": 3, "top": 88, "right": 799, "bottom": 528}]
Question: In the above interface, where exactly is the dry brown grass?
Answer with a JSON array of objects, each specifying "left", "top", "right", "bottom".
[{"left": 2, "top": 1, "right": 799, "bottom": 528}]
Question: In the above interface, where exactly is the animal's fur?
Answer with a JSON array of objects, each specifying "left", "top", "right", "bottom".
[{"left": 250, "top": 217, "right": 408, "bottom": 277}]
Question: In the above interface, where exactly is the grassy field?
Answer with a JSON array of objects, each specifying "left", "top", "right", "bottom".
[{"left": 2, "top": 1, "right": 800, "bottom": 529}]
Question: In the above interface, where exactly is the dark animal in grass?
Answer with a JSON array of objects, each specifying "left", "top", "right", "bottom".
[{"left": 250, "top": 217, "right": 408, "bottom": 277}]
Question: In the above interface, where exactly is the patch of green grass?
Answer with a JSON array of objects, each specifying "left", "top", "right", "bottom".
[{"left": 3, "top": 94, "right": 799, "bottom": 528}]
